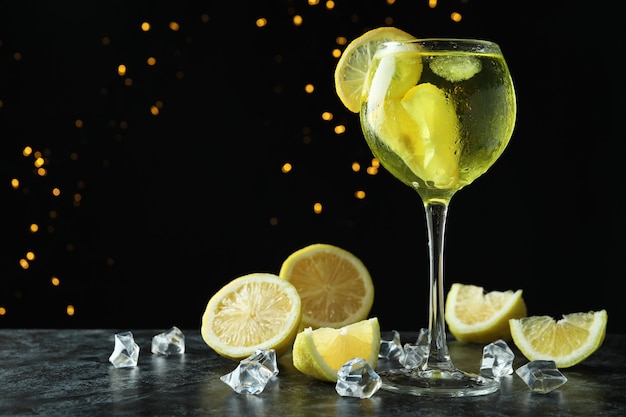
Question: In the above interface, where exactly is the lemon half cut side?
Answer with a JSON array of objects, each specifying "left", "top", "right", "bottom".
[
  {"left": 279, "top": 243, "right": 374, "bottom": 329},
  {"left": 201, "top": 272, "right": 302, "bottom": 361}
]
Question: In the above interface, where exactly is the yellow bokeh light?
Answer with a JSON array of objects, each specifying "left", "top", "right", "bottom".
[
  {"left": 304, "top": 83, "right": 314, "bottom": 93},
  {"left": 354, "top": 190, "right": 366, "bottom": 199},
  {"left": 321, "top": 111, "right": 333, "bottom": 121},
  {"left": 118, "top": 64, "right": 127, "bottom": 76},
  {"left": 281, "top": 163, "right": 292, "bottom": 173},
  {"left": 429, "top": 0, "right": 437, "bottom": 8},
  {"left": 368, "top": 158, "right": 380, "bottom": 175},
  {"left": 169, "top": 21, "right": 180, "bottom": 31},
  {"left": 334, "top": 125, "right": 346, "bottom": 134},
  {"left": 23, "top": 146, "right": 32, "bottom": 156},
  {"left": 293, "top": 15, "right": 303, "bottom": 26},
  {"left": 0, "top": 307, "right": 6, "bottom": 316},
  {"left": 325, "top": 0, "right": 335, "bottom": 10},
  {"left": 26, "top": 251, "right": 35, "bottom": 261},
  {"left": 141, "top": 21, "right": 151, "bottom": 31},
  {"left": 256, "top": 18, "right": 268, "bottom": 28},
  {"left": 51, "top": 276, "right": 60, "bottom": 286},
  {"left": 147, "top": 57, "right": 156, "bottom": 66},
  {"left": 52, "top": 187, "right": 61, "bottom": 197},
  {"left": 313, "top": 202, "right": 323, "bottom": 214},
  {"left": 11, "top": 178, "right": 19, "bottom": 189},
  {"left": 351, "top": 162, "right": 361, "bottom": 172},
  {"left": 29, "top": 223, "right": 39, "bottom": 233},
  {"left": 19, "top": 259, "right": 29, "bottom": 269},
  {"left": 451, "top": 12, "right": 462, "bottom": 22},
  {"left": 66, "top": 305, "right": 75, "bottom": 316}
]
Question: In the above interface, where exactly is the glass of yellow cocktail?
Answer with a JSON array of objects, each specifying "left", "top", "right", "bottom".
[{"left": 359, "top": 37, "right": 517, "bottom": 397}]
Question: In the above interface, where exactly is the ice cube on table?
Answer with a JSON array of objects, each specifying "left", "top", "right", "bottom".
[
  {"left": 399, "top": 343, "right": 428, "bottom": 370},
  {"left": 379, "top": 330, "right": 403, "bottom": 360},
  {"left": 109, "top": 331, "right": 140, "bottom": 368},
  {"left": 335, "top": 357, "right": 381, "bottom": 399},
  {"left": 516, "top": 360, "right": 567, "bottom": 394},
  {"left": 480, "top": 339, "right": 515, "bottom": 378},
  {"left": 220, "top": 349, "right": 278, "bottom": 395},
  {"left": 151, "top": 326, "right": 185, "bottom": 356}
]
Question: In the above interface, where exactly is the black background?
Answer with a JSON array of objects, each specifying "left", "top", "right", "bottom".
[{"left": 1, "top": 1, "right": 623, "bottom": 333}]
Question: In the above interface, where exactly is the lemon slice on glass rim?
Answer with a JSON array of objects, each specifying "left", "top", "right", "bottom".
[{"left": 334, "top": 26, "right": 416, "bottom": 113}]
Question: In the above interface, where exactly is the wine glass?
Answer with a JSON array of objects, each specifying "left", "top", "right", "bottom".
[{"left": 360, "top": 38, "right": 516, "bottom": 396}]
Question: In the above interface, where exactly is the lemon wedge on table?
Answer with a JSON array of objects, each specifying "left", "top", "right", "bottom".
[
  {"left": 279, "top": 243, "right": 374, "bottom": 329},
  {"left": 444, "top": 283, "right": 527, "bottom": 344},
  {"left": 292, "top": 317, "right": 381, "bottom": 382},
  {"left": 509, "top": 310, "right": 608, "bottom": 368},
  {"left": 334, "top": 26, "right": 416, "bottom": 113},
  {"left": 200, "top": 272, "right": 302, "bottom": 361}
]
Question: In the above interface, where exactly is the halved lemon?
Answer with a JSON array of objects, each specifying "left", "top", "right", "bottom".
[
  {"left": 509, "top": 310, "right": 608, "bottom": 368},
  {"left": 334, "top": 26, "right": 416, "bottom": 113},
  {"left": 444, "top": 283, "right": 527, "bottom": 343},
  {"left": 279, "top": 243, "right": 374, "bottom": 329},
  {"left": 201, "top": 273, "right": 302, "bottom": 361},
  {"left": 292, "top": 317, "right": 381, "bottom": 382}
]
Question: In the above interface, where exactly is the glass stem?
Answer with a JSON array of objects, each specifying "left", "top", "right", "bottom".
[{"left": 423, "top": 201, "right": 455, "bottom": 372}]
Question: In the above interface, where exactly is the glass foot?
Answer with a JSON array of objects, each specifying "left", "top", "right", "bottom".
[{"left": 379, "top": 367, "right": 500, "bottom": 397}]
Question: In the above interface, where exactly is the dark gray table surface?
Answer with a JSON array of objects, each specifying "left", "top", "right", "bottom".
[{"left": 0, "top": 329, "right": 624, "bottom": 416}]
